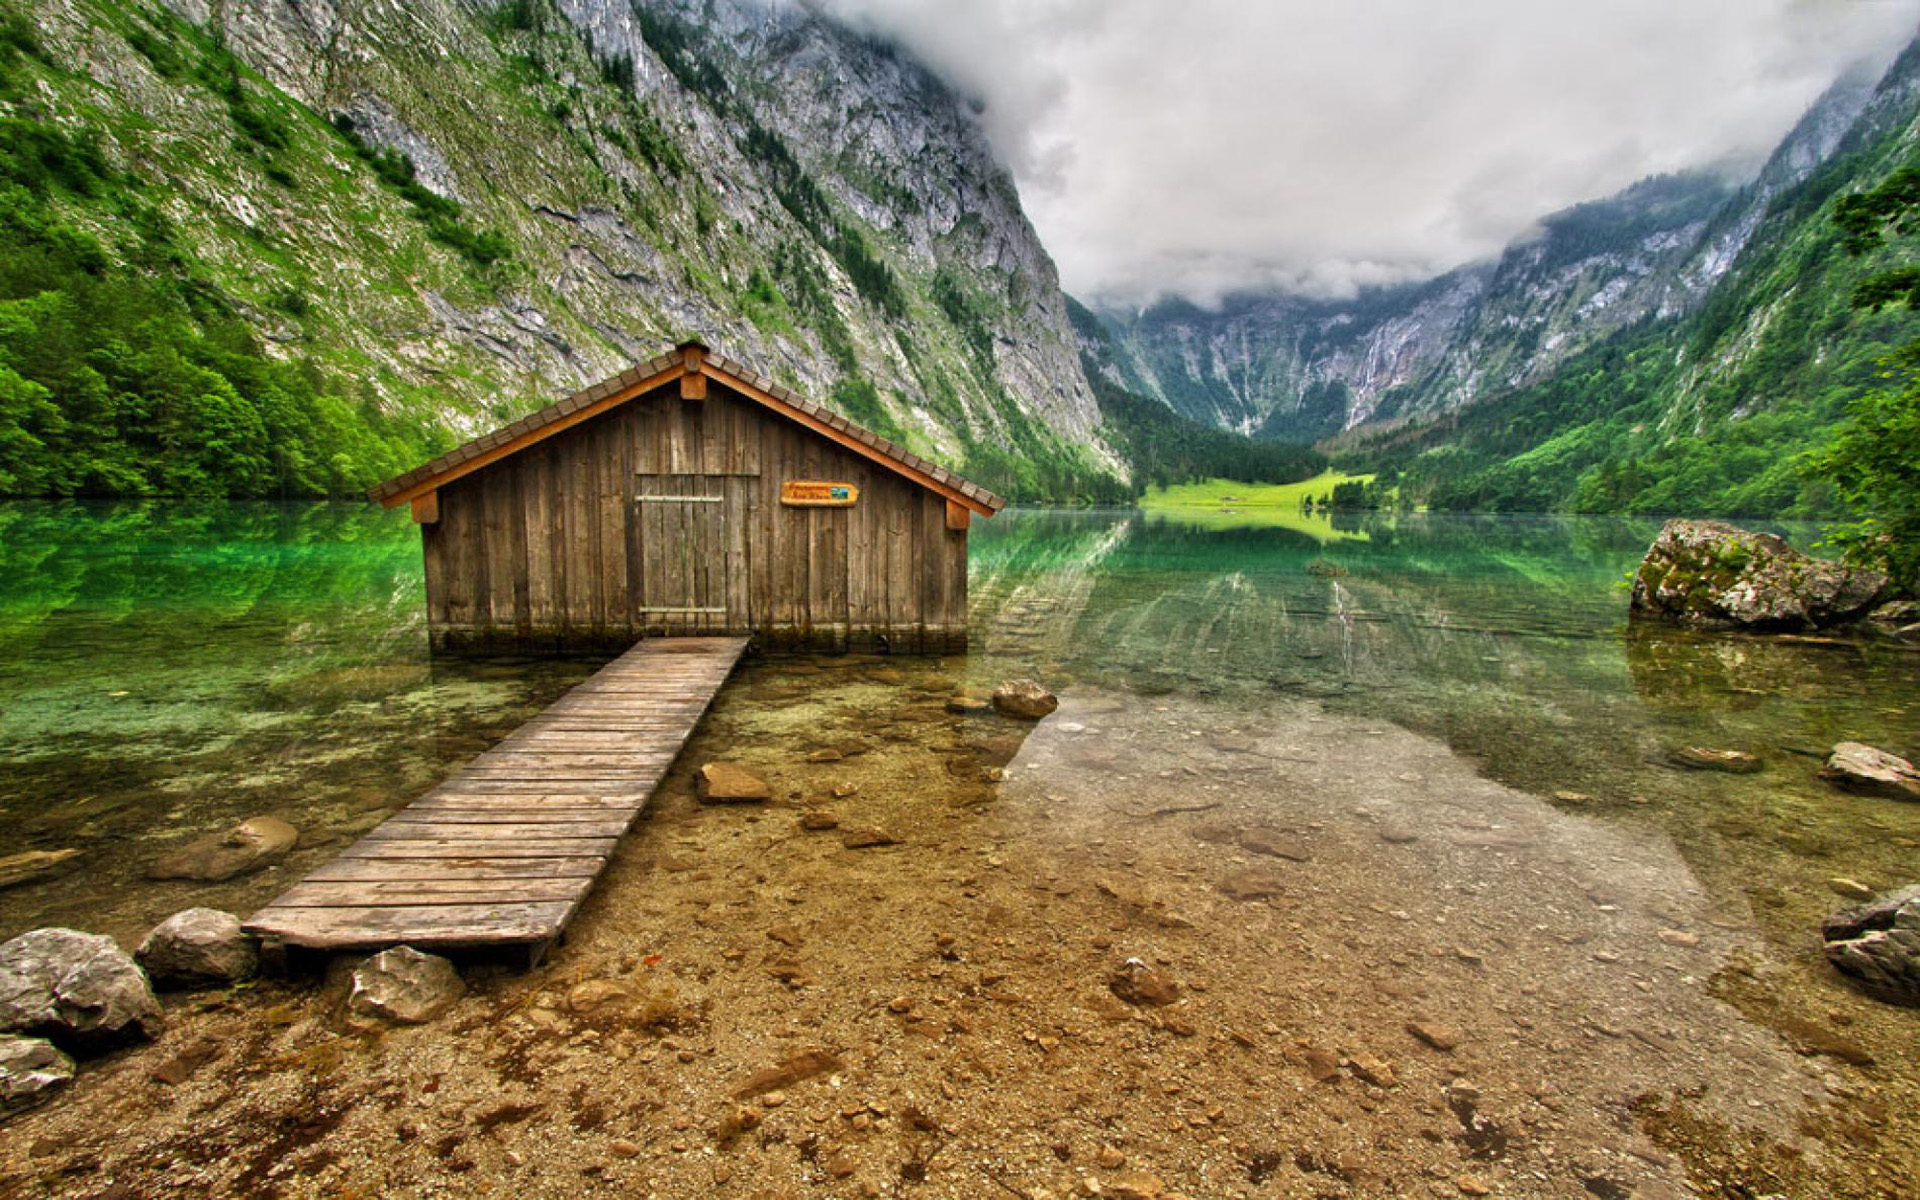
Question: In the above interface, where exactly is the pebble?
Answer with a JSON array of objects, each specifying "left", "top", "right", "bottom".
[
  {"left": 1828, "top": 877, "right": 1875, "bottom": 902},
  {"left": 1109, "top": 960, "right": 1181, "bottom": 1007},
  {"left": 1656, "top": 929, "right": 1700, "bottom": 948},
  {"left": 1302, "top": 1047, "right": 1341, "bottom": 1082},
  {"left": 1456, "top": 1175, "right": 1491, "bottom": 1196},
  {"left": 1407, "top": 1021, "right": 1461, "bottom": 1052},
  {"left": 1348, "top": 1054, "right": 1397, "bottom": 1088}
]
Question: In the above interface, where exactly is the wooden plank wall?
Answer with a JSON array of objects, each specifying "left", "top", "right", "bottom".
[{"left": 422, "top": 380, "right": 970, "bottom": 655}]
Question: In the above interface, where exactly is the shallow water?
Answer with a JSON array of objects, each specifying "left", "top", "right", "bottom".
[
  {"left": 0, "top": 502, "right": 1914, "bottom": 943},
  {"left": 1, "top": 501, "right": 1917, "bottom": 1194}
]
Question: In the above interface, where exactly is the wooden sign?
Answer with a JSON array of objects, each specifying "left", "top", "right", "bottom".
[{"left": 781, "top": 480, "right": 859, "bottom": 507}]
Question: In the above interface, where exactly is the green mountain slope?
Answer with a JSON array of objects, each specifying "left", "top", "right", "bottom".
[
  {"left": 1333, "top": 38, "right": 1920, "bottom": 517},
  {"left": 0, "top": 0, "right": 1125, "bottom": 501}
]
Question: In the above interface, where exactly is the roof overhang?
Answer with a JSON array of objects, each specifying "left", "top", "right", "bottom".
[{"left": 368, "top": 342, "right": 1005, "bottom": 518}]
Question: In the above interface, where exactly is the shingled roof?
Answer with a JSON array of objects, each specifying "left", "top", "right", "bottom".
[{"left": 367, "top": 341, "right": 1007, "bottom": 515}]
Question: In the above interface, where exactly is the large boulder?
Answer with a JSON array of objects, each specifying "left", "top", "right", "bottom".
[
  {"left": 992, "top": 680, "right": 1058, "bottom": 720},
  {"left": 347, "top": 946, "right": 465, "bottom": 1024},
  {"left": 1629, "top": 520, "right": 1887, "bottom": 631},
  {"left": 0, "top": 1035, "right": 74, "bottom": 1117},
  {"left": 0, "top": 929, "right": 162, "bottom": 1049},
  {"left": 145, "top": 816, "right": 299, "bottom": 883},
  {"left": 1820, "top": 743, "right": 1920, "bottom": 801},
  {"left": 136, "top": 909, "right": 257, "bottom": 990},
  {"left": 1822, "top": 886, "right": 1920, "bottom": 1006}
]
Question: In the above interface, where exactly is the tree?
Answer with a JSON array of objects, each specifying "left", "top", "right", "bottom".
[{"left": 1811, "top": 169, "right": 1920, "bottom": 589}]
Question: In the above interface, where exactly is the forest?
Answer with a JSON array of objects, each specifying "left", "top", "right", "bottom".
[{"left": 0, "top": 19, "right": 445, "bottom": 498}]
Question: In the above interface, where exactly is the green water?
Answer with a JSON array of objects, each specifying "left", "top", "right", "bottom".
[{"left": 0, "top": 501, "right": 1914, "bottom": 954}]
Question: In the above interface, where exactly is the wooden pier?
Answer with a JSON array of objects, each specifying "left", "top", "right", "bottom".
[{"left": 244, "top": 636, "right": 748, "bottom": 964}]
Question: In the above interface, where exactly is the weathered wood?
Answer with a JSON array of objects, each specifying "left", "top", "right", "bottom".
[
  {"left": 524, "top": 445, "right": 556, "bottom": 641},
  {"left": 338, "top": 837, "right": 618, "bottom": 859},
  {"left": 422, "top": 512, "right": 449, "bottom": 633},
  {"left": 245, "top": 903, "right": 576, "bottom": 948},
  {"left": 395, "top": 806, "right": 637, "bottom": 823},
  {"left": 412, "top": 491, "right": 440, "bottom": 524},
  {"left": 369, "top": 819, "right": 634, "bottom": 840},
  {"left": 380, "top": 360, "right": 684, "bottom": 508},
  {"left": 701, "top": 364, "right": 993, "bottom": 514},
  {"left": 303, "top": 857, "right": 603, "bottom": 883},
  {"left": 410, "top": 371, "right": 985, "bottom": 655},
  {"left": 273, "top": 878, "right": 593, "bottom": 907},
  {"left": 244, "top": 637, "right": 747, "bottom": 956}
]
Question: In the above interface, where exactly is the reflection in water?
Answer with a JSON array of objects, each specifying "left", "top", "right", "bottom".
[{"left": 0, "top": 502, "right": 1916, "bottom": 1194}]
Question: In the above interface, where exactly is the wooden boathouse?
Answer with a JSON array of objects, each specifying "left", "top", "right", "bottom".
[{"left": 368, "top": 341, "right": 1005, "bottom": 655}]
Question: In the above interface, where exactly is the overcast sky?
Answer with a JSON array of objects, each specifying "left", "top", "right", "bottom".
[{"left": 817, "top": 0, "right": 1920, "bottom": 304}]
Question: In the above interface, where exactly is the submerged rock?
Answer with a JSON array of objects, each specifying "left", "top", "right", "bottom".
[
  {"left": 347, "top": 946, "right": 465, "bottom": 1024},
  {"left": 1668, "top": 747, "right": 1764, "bottom": 774},
  {"left": 1870, "top": 599, "right": 1920, "bottom": 627},
  {"left": 145, "top": 816, "right": 299, "bottom": 882},
  {"left": 0, "top": 929, "right": 162, "bottom": 1049},
  {"left": 1629, "top": 519, "right": 1887, "bottom": 631},
  {"left": 1108, "top": 960, "right": 1180, "bottom": 1007},
  {"left": 0, "top": 1035, "right": 74, "bottom": 1117},
  {"left": 1820, "top": 743, "right": 1920, "bottom": 801},
  {"left": 1238, "top": 827, "right": 1312, "bottom": 861},
  {"left": 991, "top": 680, "right": 1058, "bottom": 720},
  {"left": 696, "top": 762, "right": 771, "bottom": 804},
  {"left": 137, "top": 909, "right": 257, "bottom": 989},
  {"left": 0, "top": 850, "right": 80, "bottom": 891},
  {"left": 1219, "top": 869, "right": 1288, "bottom": 901},
  {"left": 1822, "top": 886, "right": 1920, "bottom": 1006}
]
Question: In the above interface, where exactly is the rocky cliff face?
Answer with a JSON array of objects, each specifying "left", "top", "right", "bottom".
[
  {"left": 1084, "top": 57, "right": 1893, "bottom": 442},
  {"left": 30, "top": 0, "right": 1115, "bottom": 497}
]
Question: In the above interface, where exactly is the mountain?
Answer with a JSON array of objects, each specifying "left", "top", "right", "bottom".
[
  {"left": 1333, "top": 33, "right": 1920, "bottom": 517},
  {"left": 0, "top": 0, "right": 1127, "bottom": 501},
  {"left": 1079, "top": 56, "right": 1896, "bottom": 445}
]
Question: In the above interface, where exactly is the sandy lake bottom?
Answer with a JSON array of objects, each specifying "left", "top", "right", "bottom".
[{"left": 0, "top": 503, "right": 1916, "bottom": 1198}]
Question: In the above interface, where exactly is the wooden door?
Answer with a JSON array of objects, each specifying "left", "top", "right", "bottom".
[{"left": 634, "top": 473, "right": 729, "bottom": 635}]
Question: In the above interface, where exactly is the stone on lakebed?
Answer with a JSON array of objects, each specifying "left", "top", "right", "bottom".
[
  {"left": 1629, "top": 519, "right": 1887, "bottom": 631},
  {"left": 137, "top": 909, "right": 257, "bottom": 990},
  {"left": 696, "top": 762, "right": 771, "bottom": 804},
  {"left": 1822, "top": 886, "right": 1920, "bottom": 1007},
  {"left": 145, "top": 816, "right": 299, "bottom": 882},
  {"left": 1668, "top": 746, "right": 1764, "bottom": 774},
  {"left": 0, "top": 928, "right": 162, "bottom": 1050},
  {"left": 347, "top": 946, "right": 466, "bottom": 1024},
  {"left": 991, "top": 680, "right": 1058, "bottom": 720},
  {"left": 0, "top": 1035, "right": 74, "bottom": 1117},
  {"left": 0, "top": 850, "right": 81, "bottom": 891},
  {"left": 1108, "top": 960, "right": 1180, "bottom": 1007},
  {"left": 1820, "top": 742, "right": 1920, "bottom": 801}
]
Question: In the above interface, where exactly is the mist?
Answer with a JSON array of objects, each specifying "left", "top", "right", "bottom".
[{"left": 815, "top": 0, "right": 1920, "bottom": 304}]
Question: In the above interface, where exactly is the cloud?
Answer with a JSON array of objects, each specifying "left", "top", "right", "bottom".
[{"left": 815, "top": 0, "right": 1920, "bottom": 303}]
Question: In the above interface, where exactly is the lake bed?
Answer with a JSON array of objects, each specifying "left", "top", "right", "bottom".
[{"left": 0, "top": 502, "right": 1914, "bottom": 1198}]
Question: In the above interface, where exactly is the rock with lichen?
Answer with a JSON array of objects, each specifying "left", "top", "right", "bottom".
[
  {"left": 1629, "top": 519, "right": 1886, "bottom": 631},
  {"left": 1822, "top": 886, "right": 1920, "bottom": 1006}
]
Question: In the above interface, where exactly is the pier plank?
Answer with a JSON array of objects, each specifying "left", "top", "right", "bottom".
[{"left": 244, "top": 637, "right": 745, "bottom": 958}]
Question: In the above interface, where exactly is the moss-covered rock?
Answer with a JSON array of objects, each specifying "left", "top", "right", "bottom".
[{"left": 1628, "top": 519, "right": 1887, "bottom": 631}]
